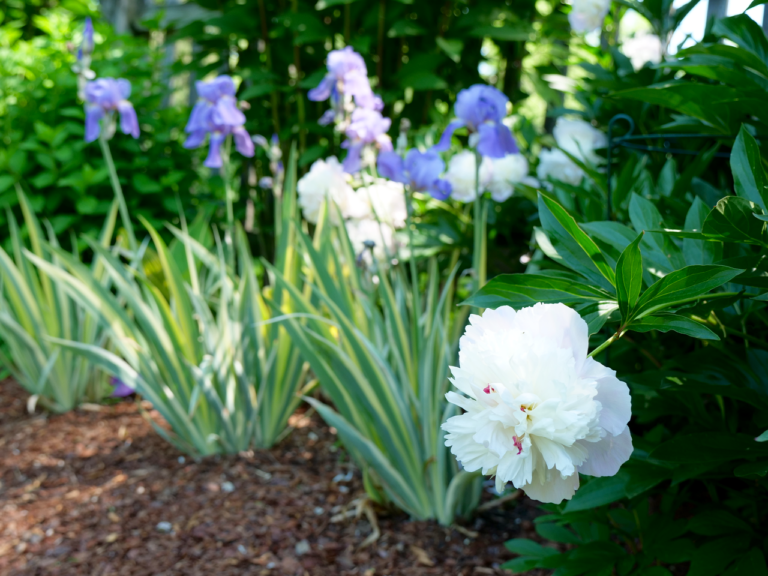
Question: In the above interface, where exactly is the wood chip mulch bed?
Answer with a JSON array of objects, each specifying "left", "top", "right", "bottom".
[{"left": 0, "top": 379, "right": 547, "bottom": 575}]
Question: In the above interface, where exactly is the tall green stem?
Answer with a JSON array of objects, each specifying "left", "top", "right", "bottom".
[
  {"left": 219, "top": 136, "right": 236, "bottom": 270},
  {"left": 472, "top": 151, "right": 487, "bottom": 305},
  {"left": 405, "top": 187, "right": 420, "bottom": 362},
  {"left": 588, "top": 332, "right": 620, "bottom": 358},
  {"left": 99, "top": 132, "right": 137, "bottom": 253}
]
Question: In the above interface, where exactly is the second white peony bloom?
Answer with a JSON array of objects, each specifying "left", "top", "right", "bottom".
[
  {"left": 569, "top": 0, "right": 612, "bottom": 33},
  {"left": 445, "top": 150, "right": 493, "bottom": 203},
  {"left": 357, "top": 179, "right": 408, "bottom": 228},
  {"left": 486, "top": 154, "right": 530, "bottom": 202},
  {"left": 297, "top": 157, "right": 366, "bottom": 224},
  {"left": 537, "top": 118, "right": 607, "bottom": 186},
  {"left": 442, "top": 303, "right": 633, "bottom": 503},
  {"left": 622, "top": 34, "right": 663, "bottom": 71}
]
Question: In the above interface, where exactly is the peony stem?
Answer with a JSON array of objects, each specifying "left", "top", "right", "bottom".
[
  {"left": 98, "top": 132, "right": 137, "bottom": 253},
  {"left": 588, "top": 332, "right": 621, "bottom": 359}
]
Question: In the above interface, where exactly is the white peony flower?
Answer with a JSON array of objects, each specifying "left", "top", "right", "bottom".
[
  {"left": 486, "top": 154, "right": 530, "bottom": 202},
  {"left": 622, "top": 34, "right": 663, "bottom": 71},
  {"left": 553, "top": 117, "right": 607, "bottom": 166},
  {"left": 568, "top": 0, "right": 611, "bottom": 33},
  {"left": 536, "top": 148, "right": 584, "bottom": 186},
  {"left": 442, "top": 303, "right": 633, "bottom": 503},
  {"left": 357, "top": 179, "right": 408, "bottom": 228},
  {"left": 297, "top": 157, "right": 360, "bottom": 224},
  {"left": 445, "top": 150, "right": 493, "bottom": 203},
  {"left": 345, "top": 218, "right": 396, "bottom": 261}
]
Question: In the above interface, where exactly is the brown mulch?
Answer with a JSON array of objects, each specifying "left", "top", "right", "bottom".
[{"left": 0, "top": 379, "right": 545, "bottom": 575}]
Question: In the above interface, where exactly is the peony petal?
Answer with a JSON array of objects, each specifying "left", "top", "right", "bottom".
[
  {"left": 578, "top": 427, "right": 633, "bottom": 477},
  {"left": 532, "top": 436, "right": 577, "bottom": 477},
  {"left": 522, "top": 471, "right": 579, "bottom": 504},
  {"left": 592, "top": 369, "right": 632, "bottom": 436}
]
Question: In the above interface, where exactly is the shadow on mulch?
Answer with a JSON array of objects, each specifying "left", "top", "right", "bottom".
[{"left": 0, "top": 379, "right": 548, "bottom": 575}]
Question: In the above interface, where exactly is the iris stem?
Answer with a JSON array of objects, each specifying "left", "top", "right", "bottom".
[
  {"left": 405, "top": 186, "right": 421, "bottom": 364},
  {"left": 99, "top": 132, "right": 137, "bottom": 253},
  {"left": 220, "top": 136, "right": 236, "bottom": 270},
  {"left": 472, "top": 150, "right": 487, "bottom": 309}
]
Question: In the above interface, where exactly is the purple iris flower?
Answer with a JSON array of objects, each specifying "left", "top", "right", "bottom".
[
  {"left": 184, "top": 75, "right": 254, "bottom": 169},
  {"left": 308, "top": 46, "right": 382, "bottom": 111},
  {"left": 110, "top": 377, "right": 135, "bottom": 398},
  {"left": 378, "top": 149, "right": 452, "bottom": 200},
  {"left": 77, "top": 17, "right": 94, "bottom": 62},
  {"left": 342, "top": 108, "right": 392, "bottom": 173},
  {"left": 432, "top": 84, "right": 518, "bottom": 159},
  {"left": 84, "top": 78, "right": 140, "bottom": 143}
]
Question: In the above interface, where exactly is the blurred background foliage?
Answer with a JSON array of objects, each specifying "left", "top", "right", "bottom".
[
  {"left": 0, "top": 0, "right": 749, "bottom": 269},
  {"left": 0, "top": 0, "right": 580, "bottom": 268}
]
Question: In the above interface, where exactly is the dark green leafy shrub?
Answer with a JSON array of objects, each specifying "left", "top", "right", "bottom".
[{"left": 466, "top": 12, "right": 768, "bottom": 576}]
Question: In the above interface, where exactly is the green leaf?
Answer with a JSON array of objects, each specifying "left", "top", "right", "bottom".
[
  {"left": 575, "top": 301, "right": 620, "bottom": 335},
  {"left": 613, "top": 82, "right": 738, "bottom": 135},
  {"left": 626, "top": 313, "right": 719, "bottom": 340},
  {"left": 688, "top": 510, "right": 753, "bottom": 536},
  {"left": 702, "top": 196, "right": 768, "bottom": 245},
  {"left": 535, "top": 523, "right": 581, "bottom": 545},
  {"left": 132, "top": 173, "right": 163, "bottom": 194},
  {"left": 632, "top": 265, "right": 743, "bottom": 319},
  {"left": 688, "top": 536, "right": 750, "bottom": 576},
  {"left": 628, "top": 193, "right": 684, "bottom": 272},
  {"left": 713, "top": 15, "right": 768, "bottom": 63},
  {"left": 731, "top": 125, "right": 768, "bottom": 211},
  {"left": 387, "top": 19, "right": 427, "bottom": 37},
  {"left": 435, "top": 37, "right": 463, "bottom": 63},
  {"left": 563, "top": 473, "right": 629, "bottom": 512},
  {"left": 684, "top": 197, "right": 722, "bottom": 265},
  {"left": 616, "top": 233, "right": 643, "bottom": 320},
  {"left": 462, "top": 272, "right": 614, "bottom": 309},
  {"left": 724, "top": 549, "right": 768, "bottom": 576},
  {"left": 467, "top": 25, "right": 531, "bottom": 41},
  {"left": 734, "top": 460, "right": 768, "bottom": 477},
  {"left": 651, "top": 432, "right": 768, "bottom": 464},
  {"left": 504, "top": 539, "right": 560, "bottom": 558},
  {"left": 539, "top": 194, "right": 616, "bottom": 289},
  {"left": 239, "top": 83, "right": 280, "bottom": 100},
  {"left": 305, "top": 397, "right": 427, "bottom": 519},
  {"left": 639, "top": 568, "right": 673, "bottom": 576},
  {"left": 398, "top": 72, "right": 447, "bottom": 91}
]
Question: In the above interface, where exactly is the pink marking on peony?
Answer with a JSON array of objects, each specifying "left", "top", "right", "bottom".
[
  {"left": 513, "top": 436, "right": 523, "bottom": 455},
  {"left": 483, "top": 385, "right": 495, "bottom": 394}
]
